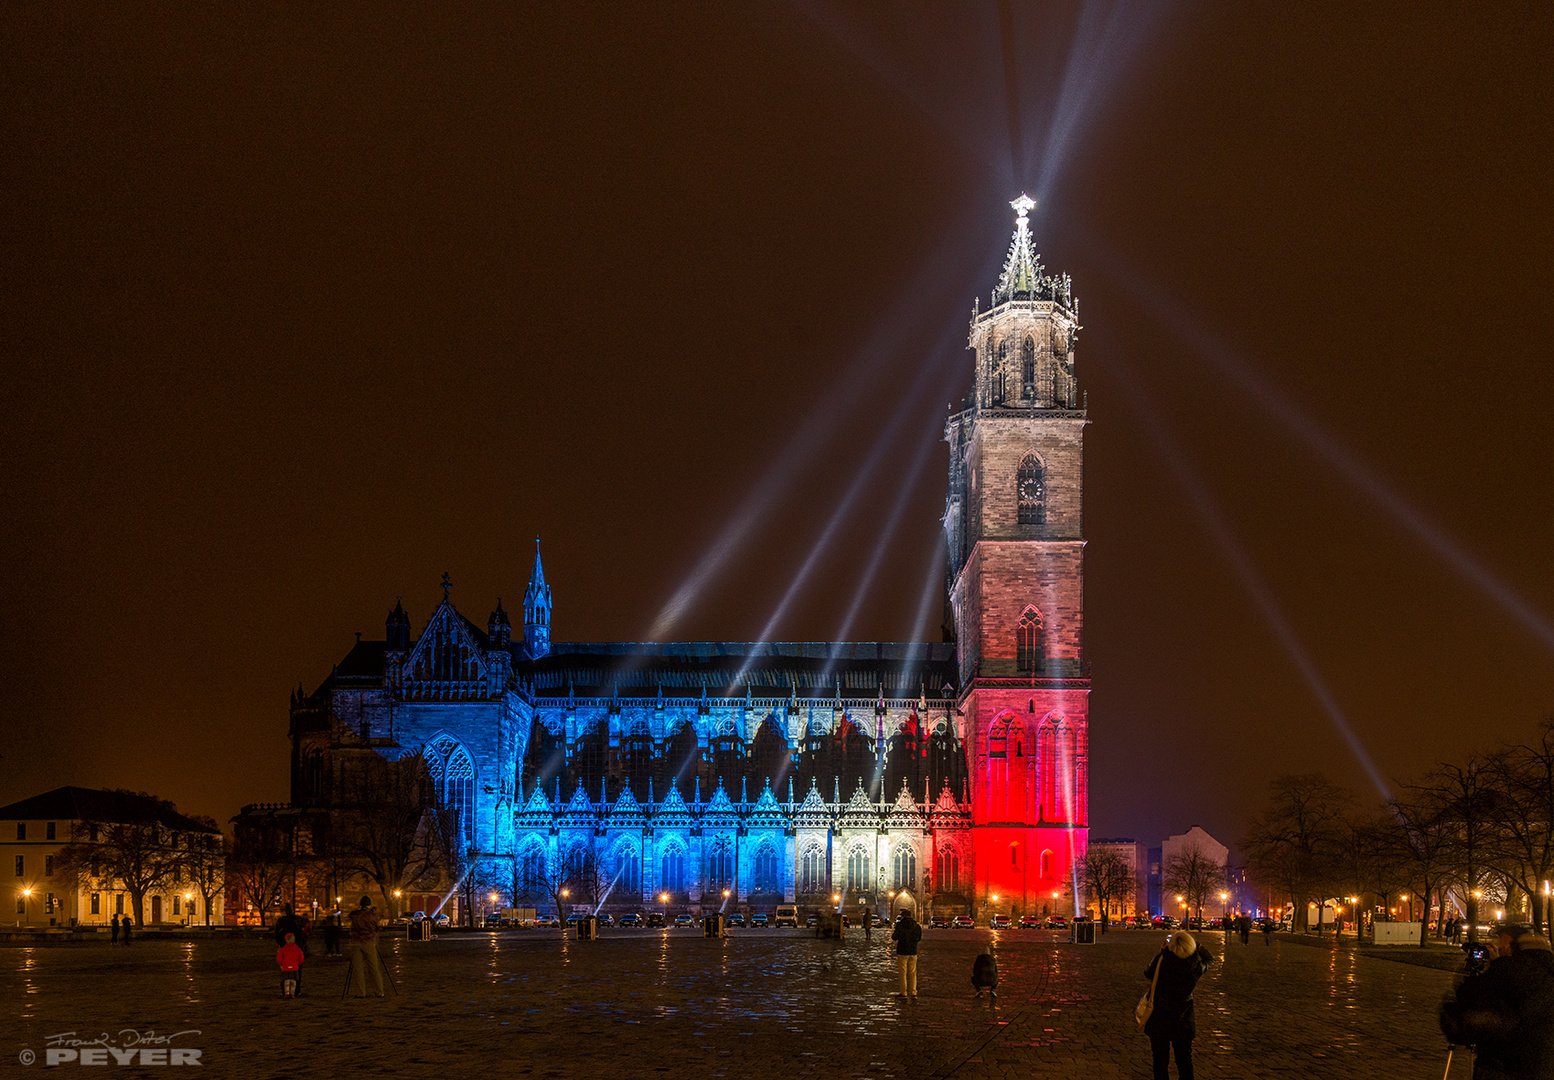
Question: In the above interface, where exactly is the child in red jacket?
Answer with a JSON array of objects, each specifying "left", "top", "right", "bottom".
[{"left": 278, "top": 932, "right": 305, "bottom": 998}]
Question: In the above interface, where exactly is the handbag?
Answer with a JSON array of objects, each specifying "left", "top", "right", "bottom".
[{"left": 1136, "top": 948, "right": 1164, "bottom": 1026}]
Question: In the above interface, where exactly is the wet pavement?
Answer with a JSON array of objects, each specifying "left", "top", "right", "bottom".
[{"left": 1, "top": 927, "right": 1468, "bottom": 1078}]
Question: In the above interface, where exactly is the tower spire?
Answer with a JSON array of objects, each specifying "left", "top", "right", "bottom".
[
  {"left": 523, "top": 537, "right": 552, "bottom": 659},
  {"left": 994, "top": 194, "right": 1041, "bottom": 305}
]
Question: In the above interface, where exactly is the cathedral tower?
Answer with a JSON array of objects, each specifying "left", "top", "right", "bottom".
[
  {"left": 523, "top": 540, "right": 552, "bottom": 660},
  {"left": 944, "top": 195, "right": 1089, "bottom": 917}
]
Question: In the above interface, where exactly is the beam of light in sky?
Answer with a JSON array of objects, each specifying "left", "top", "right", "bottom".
[
  {"left": 997, "top": 0, "right": 1024, "bottom": 176},
  {"left": 1029, "top": 0, "right": 1173, "bottom": 205},
  {"left": 1100, "top": 343, "right": 1393, "bottom": 800},
  {"left": 895, "top": 533, "right": 950, "bottom": 692},
  {"left": 824, "top": 319, "right": 969, "bottom": 659},
  {"left": 733, "top": 328, "right": 969, "bottom": 686},
  {"left": 645, "top": 207, "right": 988, "bottom": 642},
  {"left": 1097, "top": 253, "right": 1554, "bottom": 654}
]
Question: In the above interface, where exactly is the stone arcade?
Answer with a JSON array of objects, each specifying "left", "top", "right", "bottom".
[{"left": 236, "top": 198, "right": 1091, "bottom": 922}]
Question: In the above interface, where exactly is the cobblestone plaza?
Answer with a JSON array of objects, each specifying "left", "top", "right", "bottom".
[{"left": 3, "top": 928, "right": 1467, "bottom": 1078}]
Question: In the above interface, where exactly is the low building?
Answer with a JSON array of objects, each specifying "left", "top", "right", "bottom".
[
  {"left": 1088, "top": 837, "right": 1147, "bottom": 918},
  {"left": 0, "top": 787, "right": 225, "bottom": 928}
]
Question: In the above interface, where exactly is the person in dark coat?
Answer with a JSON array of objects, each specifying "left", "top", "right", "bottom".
[
  {"left": 1439, "top": 924, "right": 1554, "bottom": 1080},
  {"left": 972, "top": 951, "right": 998, "bottom": 998},
  {"left": 892, "top": 911, "right": 922, "bottom": 1000},
  {"left": 1143, "top": 929, "right": 1215, "bottom": 1080},
  {"left": 274, "top": 904, "right": 311, "bottom": 958},
  {"left": 1238, "top": 914, "right": 1251, "bottom": 945},
  {"left": 110, "top": 914, "right": 120, "bottom": 945},
  {"left": 323, "top": 908, "right": 343, "bottom": 956},
  {"left": 121, "top": 915, "right": 132, "bottom": 946}
]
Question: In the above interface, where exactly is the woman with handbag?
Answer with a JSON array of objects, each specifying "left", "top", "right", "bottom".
[{"left": 1140, "top": 929, "right": 1215, "bottom": 1080}]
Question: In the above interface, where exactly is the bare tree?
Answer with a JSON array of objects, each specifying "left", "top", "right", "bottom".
[
  {"left": 1162, "top": 843, "right": 1225, "bottom": 925},
  {"left": 1242, "top": 774, "right": 1349, "bottom": 932},
  {"left": 56, "top": 815, "right": 180, "bottom": 928},
  {"left": 1487, "top": 720, "right": 1554, "bottom": 934},
  {"left": 184, "top": 819, "right": 227, "bottom": 926},
  {"left": 1082, "top": 849, "right": 1136, "bottom": 932},
  {"left": 514, "top": 841, "right": 595, "bottom": 929},
  {"left": 335, "top": 751, "right": 437, "bottom": 911},
  {"left": 226, "top": 828, "right": 290, "bottom": 927},
  {"left": 1429, "top": 756, "right": 1505, "bottom": 943}
]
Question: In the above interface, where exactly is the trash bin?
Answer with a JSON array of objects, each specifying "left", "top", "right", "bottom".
[
  {"left": 1074, "top": 919, "right": 1096, "bottom": 945},
  {"left": 577, "top": 915, "right": 599, "bottom": 940},
  {"left": 703, "top": 913, "right": 725, "bottom": 938}
]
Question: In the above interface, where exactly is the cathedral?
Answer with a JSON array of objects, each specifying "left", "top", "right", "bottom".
[{"left": 240, "top": 197, "right": 1090, "bottom": 922}]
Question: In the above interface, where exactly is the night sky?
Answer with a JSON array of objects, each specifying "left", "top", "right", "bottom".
[{"left": 4, "top": 2, "right": 1552, "bottom": 853}]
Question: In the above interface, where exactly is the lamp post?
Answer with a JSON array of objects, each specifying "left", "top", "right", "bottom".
[
  {"left": 1220, "top": 891, "right": 1230, "bottom": 934},
  {"left": 186, "top": 893, "right": 194, "bottom": 926},
  {"left": 393, "top": 889, "right": 402, "bottom": 921},
  {"left": 21, "top": 887, "right": 32, "bottom": 927}
]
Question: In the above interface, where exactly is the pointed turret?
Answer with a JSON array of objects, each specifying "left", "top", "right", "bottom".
[
  {"left": 488, "top": 598, "right": 511, "bottom": 647},
  {"left": 523, "top": 538, "right": 552, "bottom": 659},
  {"left": 385, "top": 599, "right": 411, "bottom": 652}
]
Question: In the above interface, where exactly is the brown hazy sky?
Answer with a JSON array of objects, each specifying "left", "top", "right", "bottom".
[{"left": 3, "top": 2, "right": 1552, "bottom": 851}]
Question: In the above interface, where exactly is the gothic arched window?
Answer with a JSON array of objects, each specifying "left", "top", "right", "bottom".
[
  {"left": 994, "top": 340, "right": 1009, "bottom": 405},
  {"left": 1016, "top": 607, "right": 1044, "bottom": 672},
  {"left": 1017, "top": 454, "right": 1045, "bottom": 525},
  {"left": 892, "top": 845, "right": 917, "bottom": 891},
  {"left": 799, "top": 844, "right": 825, "bottom": 895},
  {"left": 661, "top": 847, "right": 686, "bottom": 894},
  {"left": 1021, "top": 336, "right": 1036, "bottom": 399},
  {"left": 706, "top": 837, "right": 734, "bottom": 892},
  {"left": 444, "top": 750, "right": 476, "bottom": 846},
  {"left": 845, "top": 847, "right": 871, "bottom": 893},
  {"left": 616, "top": 846, "right": 640, "bottom": 894},
  {"left": 935, "top": 847, "right": 960, "bottom": 892},
  {"left": 752, "top": 843, "right": 780, "bottom": 894}
]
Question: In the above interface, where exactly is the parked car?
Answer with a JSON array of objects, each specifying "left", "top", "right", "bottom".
[
  {"left": 1046, "top": 915, "right": 1069, "bottom": 930},
  {"left": 408, "top": 910, "right": 428, "bottom": 922},
  {"left": 749, "top": 913, "right": 769, "bottom": 928},
  {"left": 774, "top": 905, "right": 799, "bottom": 928},
  {"left": 533, "top": 914, "right": 560, "bottom": 928},
  {"left": 1152, "top": 916, "right": 1177, "bottom": 929},
  {"left": 673, "top": 913, "right": 694, "bottom": 927},
  {"left": 930, "top": 915, "right": 951, "bottom": 929},
  {"left": 951, "top": 915, "right": 975, "bottom": 928},
  {"left": 596, "top": 913, "right": 614, "bottom": 926},
  {"left": 1017, "top": 914, "right": 1044, "bottom": 929},
  {"left": 805, "top": 913, "right": 821, "bottom": 928},
  {"left": 483, "top": 914, "right": 502, "bottom": 928},
  {"left": 725, "top": 913, "right": 746, "bottom": 927},
  {"left": 618, "top": 913, "right": 642, "bottom": 927},
  {"left": 990, "top": 913, "right": 1012, "bottom": 929},
  {"left": 645, "top": 912, "right": 665, "bottom": 928}
]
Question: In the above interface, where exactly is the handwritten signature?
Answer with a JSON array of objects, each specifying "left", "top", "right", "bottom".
[{"left": 46, "top": 1030, "right": 201, "bottom": 1049}]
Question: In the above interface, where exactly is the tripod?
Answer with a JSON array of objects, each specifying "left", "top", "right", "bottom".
[{"left": 340, "top": 947, "right": 399, "bottom": 998}]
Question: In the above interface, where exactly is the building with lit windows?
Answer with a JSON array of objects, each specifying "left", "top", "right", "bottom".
[{"left": 236, "top": 198, "right": 1090, "bottom": 922}]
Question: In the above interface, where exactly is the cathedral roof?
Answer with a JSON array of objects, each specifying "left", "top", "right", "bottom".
[
  {"left": 557, "top": 785, "right": 599, "bottom": 828},
  {"left": 652, "top": 784, "right": 695, "bottom": 828},
  {"left": 837, "top": 782, "right": 881, "bottom": 828},
  {"left": 991, "top": 195, "right": 1074, "bottom": 308},
  {"left": 792, "top": 779, "right": 833, "bottom": 828}
]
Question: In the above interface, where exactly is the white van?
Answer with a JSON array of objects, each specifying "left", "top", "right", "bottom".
[{"left": 774, "top": 905, "right": 799, "bottom": 928}]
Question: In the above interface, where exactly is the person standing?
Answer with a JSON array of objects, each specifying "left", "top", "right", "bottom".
[
  {"left": 323, "top": 908, "right": 343, "bottom": 957},
  {"left": 1440, "top": 923, "right": 1554, "bottom": 1079},
  {"left": 347, "top": 896, "right": 385, "bottom": 997},
  {"left": 861, "top": 908, "right": 872, "bottom": 942},
  {"left": 1238, "top": 914, "right": 1251, "bottom": 946},
  {"left": 892, "top": 910, "right": 922, "bottom": 1001},
  {"left": 1142, "top": 929, "right": 1215, "bottom": 1080},
  {"left": 110, "top": 914, "right": 120, "bottom": 946},
  {"left": 121, "top": 915, "right": 132, "bottom": 946}
]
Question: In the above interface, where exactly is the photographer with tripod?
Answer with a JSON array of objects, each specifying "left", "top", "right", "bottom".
[{"left": 1439, "top": 923, "right": 1554, "bottom": 1079}]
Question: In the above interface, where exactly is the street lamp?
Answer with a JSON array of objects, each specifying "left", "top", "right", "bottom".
[
  {"left": 185, "top": 893, "right": 194, "bottom": 925},
  {"left": 21, "top": 887, "right": 32, "bottom": 926},
  {"left": 393, "top": 889, "right": 402, "bottom": 920}
]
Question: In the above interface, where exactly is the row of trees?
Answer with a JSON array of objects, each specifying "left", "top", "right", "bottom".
[{"left": 1242, "top": 720, "right": 1554, "bottom": 945}]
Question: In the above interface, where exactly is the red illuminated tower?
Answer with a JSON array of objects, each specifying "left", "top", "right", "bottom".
[{"left": 944, "top": 195, "right": 1088, "bottom": 918}]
